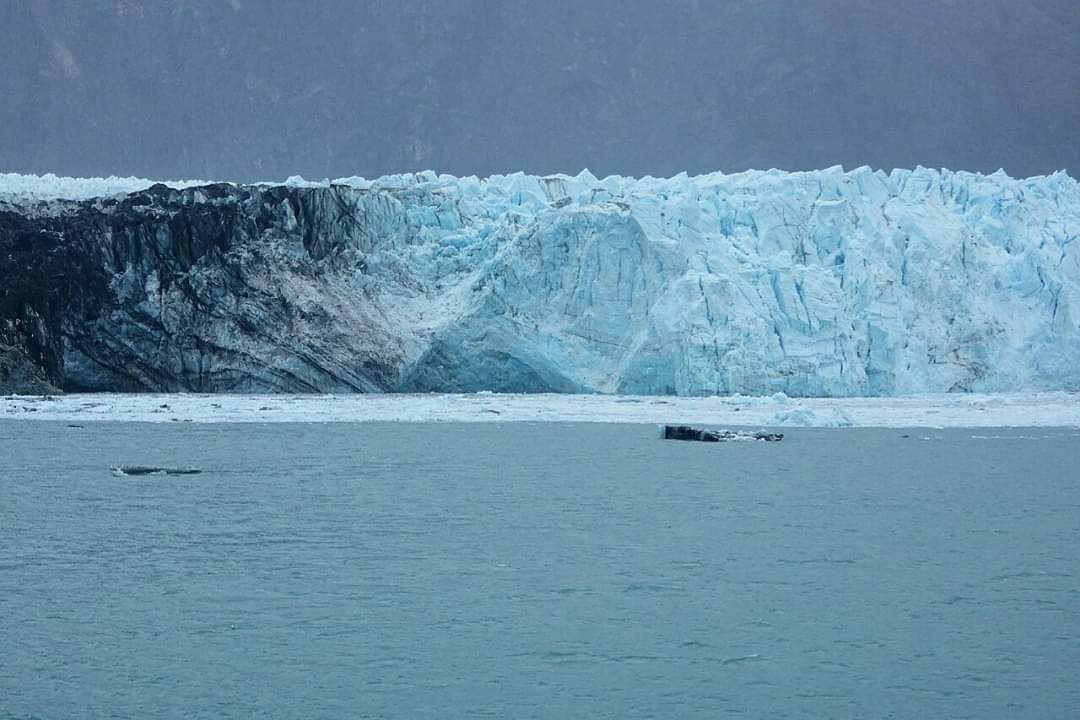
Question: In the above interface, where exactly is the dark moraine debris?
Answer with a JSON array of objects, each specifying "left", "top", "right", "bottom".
[
  {"left": 112, "top": 466, "right": 203, "bottom": 476},
  {"left": 663, "top": 425, "right": 784, "bottom": 443}
]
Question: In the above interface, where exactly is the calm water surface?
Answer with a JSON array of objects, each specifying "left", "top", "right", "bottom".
[{"left": 1, "top": 421, "right": 1078, "bottom": 719}]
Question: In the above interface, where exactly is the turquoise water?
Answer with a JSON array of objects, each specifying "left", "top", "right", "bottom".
[{"left": 1, "top": 421, "right": 1078, "bottom": 718}]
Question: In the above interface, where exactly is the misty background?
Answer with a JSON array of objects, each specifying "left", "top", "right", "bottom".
[{"left": 2, "top": 0, "right": 1077, "bottom": 182}]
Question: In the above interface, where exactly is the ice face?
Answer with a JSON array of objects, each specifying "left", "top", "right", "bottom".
[
  {"left": 388, "top": 166, "right": 1080, "bottom": 396},
  {"left": 2, "top": 166, "right": 1078, "bottom": 396}
]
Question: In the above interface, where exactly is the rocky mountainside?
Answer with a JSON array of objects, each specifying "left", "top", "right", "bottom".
[{"left": 1, "top": 167, "right": 1078, "bottom": 395}]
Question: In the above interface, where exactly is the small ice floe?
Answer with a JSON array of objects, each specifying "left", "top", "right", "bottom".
[
  {"left": 719, "top": 653, "right": 764, "bottom": 666},
  {"left": 662, "top": 425, "right": 783, "bottom": 443},
  {"left": 111, "top": 465, "right": 202, "bottom": 476}
]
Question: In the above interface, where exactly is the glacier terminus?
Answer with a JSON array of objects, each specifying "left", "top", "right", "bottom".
[{"left": 1, "top": 166, "right": 1078, "bottom": 396}]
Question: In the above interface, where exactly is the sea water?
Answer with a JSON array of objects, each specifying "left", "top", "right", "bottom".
[{"left": 1, "top": 421, "right": 1078, "bottom": 718}]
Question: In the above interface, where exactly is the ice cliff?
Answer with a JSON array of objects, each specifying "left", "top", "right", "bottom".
[{"left": 1, "top": 167, "right": 1078, "bottom": 395}]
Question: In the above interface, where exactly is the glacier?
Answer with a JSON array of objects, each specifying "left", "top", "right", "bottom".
[{"left": 1, "top": 166, "right": 1078, "bottom": 396}]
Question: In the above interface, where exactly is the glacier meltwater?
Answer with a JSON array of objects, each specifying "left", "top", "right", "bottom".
[{"left": 1, "top": 166, "right": 1078, "bottom": 395}]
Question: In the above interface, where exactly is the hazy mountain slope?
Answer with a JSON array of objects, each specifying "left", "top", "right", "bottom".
[{"left": 1, "top": 0, "right": 1078, "bottom": 180}]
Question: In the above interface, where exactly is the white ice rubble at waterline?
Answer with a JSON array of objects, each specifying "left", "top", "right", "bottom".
[{"left": 4, "top": 391, "right": 1079, "bottom": 428}]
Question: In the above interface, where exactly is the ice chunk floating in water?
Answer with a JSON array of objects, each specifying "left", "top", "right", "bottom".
[
  {"left": 662, "top": 425, "right": 784, "bottom": 442},
  {"left": 111, "top": 465, "right": 202, "bottom": 477}
]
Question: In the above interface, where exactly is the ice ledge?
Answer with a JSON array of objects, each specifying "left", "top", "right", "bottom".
[
  {"left": 3, "top": 392, "right": 1079, "bottom": 428},
  {"left": 2, "top": 166, "right": 1076, "bottom": 202}
]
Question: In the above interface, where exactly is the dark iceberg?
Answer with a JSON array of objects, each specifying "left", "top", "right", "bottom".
[{"left": 663, "top": 426, "right": 784, "bottom": 443}]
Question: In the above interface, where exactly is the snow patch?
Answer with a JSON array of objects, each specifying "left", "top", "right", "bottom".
[{"left": 0, "top": 172, "right": 215, "bottom": 202}]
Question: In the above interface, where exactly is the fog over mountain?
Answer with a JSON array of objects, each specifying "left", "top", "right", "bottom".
[{"left": 2, "top": 0, "right": 1078, "bottom": 181}]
